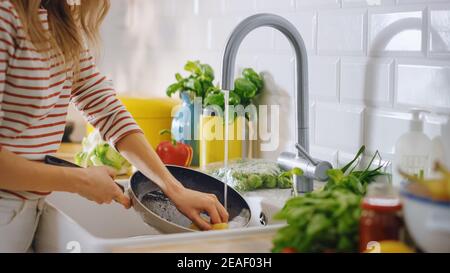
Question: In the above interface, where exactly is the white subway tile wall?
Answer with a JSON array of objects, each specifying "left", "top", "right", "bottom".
[
  {"left": 274, "top": 11, "right": 317, "bottom": 52},
  {"left": 429, "top": 4, "right": 450, "bottom": 56},
  {"left": 315, "top": 103, "right": 365, "bottom": 151},
  {"left": 342, "top": 0, "right": 397, "bottom": 8},
  {"left": 296, "top": 0, "right": 341, "bottom": 9},
  {"left": 368, "top": 7, "right": 425, "bottom": 55},
  {"left": 309, "top": 56, "right": 340, "bottom": 101},
  {"left": 257, "top": 0, "right": 296, "bottom": 12},
  {"left": 318, "top": 9, "right": 367, "bottom": 55},
  {"left": 340, "top": 57, "right": 393, "bottom": 106},
  {"left": 396, "top": 59, "right": 450, "bottom": 111},
  {"left": 89, "top": 0, "right": 450, "bottom": 166}
]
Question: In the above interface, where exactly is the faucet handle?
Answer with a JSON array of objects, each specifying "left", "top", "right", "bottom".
[{"left": 295, "top": 143, "right": 319, "bottom": 166}]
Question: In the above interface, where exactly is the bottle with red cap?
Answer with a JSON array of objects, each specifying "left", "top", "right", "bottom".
[{"left": 359, "top": 181, "right": 403, "bottom": 253}]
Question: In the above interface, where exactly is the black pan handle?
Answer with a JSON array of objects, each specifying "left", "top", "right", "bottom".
[
  {"left": 45, "top": 155, "right": 82, "bottom": 169},
  {"left": 44, "top": 155, "right": 125, "bottom": 193}
]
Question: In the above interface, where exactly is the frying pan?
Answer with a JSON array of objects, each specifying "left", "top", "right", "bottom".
[{"left": 44, "top": 156, "right": 251, "bottom": 234}]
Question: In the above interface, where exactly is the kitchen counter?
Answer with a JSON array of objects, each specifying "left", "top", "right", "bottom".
[{"left": 112, "top": 226, "right": 282, "bottom": 253}]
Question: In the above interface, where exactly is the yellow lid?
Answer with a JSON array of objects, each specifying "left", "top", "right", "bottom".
[{"left": 118, "top": 97, "right": 180, "bottom": 118}]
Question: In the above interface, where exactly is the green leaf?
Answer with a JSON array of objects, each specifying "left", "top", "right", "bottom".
[
  {"left": 205, "top": 86, "right": 220, "bottom": 97},
  {"left": 279, "top": 168, "right": 304, "bottom": 183},
  {"left": 229, "top": 91, "right": 241, "bottom": 106},
  {"left": 243, "top": 68, "right": 264, "bottom": 91},
  {"left": 327, "top": 169, "right": 345, "bottom": 183},
  {"left": 166, "top": 82, "right": 182, "bottom": 97},
  {"left": 272, "top": 225, "right": 301, "bottom": 253},
  {"left": 306, "top": 214, "right": 330, "bottom": 237},
  {"left": 167, "top": 61, "right": 264, "bottom": 113},
  {"left": 277, "top": 176, "right": 293, "bottom": 189},
  {"left": 184, "top": 60, "right": 202, "bottom": 75},
  {"left": 200, "top": 63, "right": 215, "bottom": 81},
  {"left": 341, "top": 145, "right": 366, "bottom": 174},
  {"left": 204, "top": 92, "right": 224, "bottom": 108},
  {"left": 337, "top": 236, "right": 353, "bottom": 252},
  {"left": 175, "top": 73, "right": 183, "bottom": 82},
  {"left": 285, "top": 207, "right": 313, "bottom": 223},
  {"left": 234, "top": 78, "right": 258, "bottom": 100},
  {"left": 204, "top": 91, "right": 242, "bottom": 108},
  {"left": 184, "top": 78, "right": 202, "bottom": 95}
]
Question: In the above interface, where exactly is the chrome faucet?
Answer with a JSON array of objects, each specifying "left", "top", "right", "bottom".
[{"left": 221, "top": 13, "right": 332, "bottom": 194}]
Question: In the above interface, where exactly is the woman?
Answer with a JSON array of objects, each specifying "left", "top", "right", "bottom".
[{"left": 0, "top": 0, "right": 228, "bottom": 252}]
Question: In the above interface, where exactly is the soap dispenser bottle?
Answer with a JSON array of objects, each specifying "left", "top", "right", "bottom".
[{"left": 393, "top": 110, "right": 432, "bottom": 187}]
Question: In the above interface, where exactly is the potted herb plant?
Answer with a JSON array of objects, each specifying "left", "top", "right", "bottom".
[{"left": 167, "top": 61, "right": 264, "bottom": 166}]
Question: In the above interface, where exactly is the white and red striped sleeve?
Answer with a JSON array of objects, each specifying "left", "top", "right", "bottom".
[
  {"left": 70, "top": 50, "right": 143, "bottom": 146},
  {"left": 0, "top": 4, "right": 16, "bottom": 145}
]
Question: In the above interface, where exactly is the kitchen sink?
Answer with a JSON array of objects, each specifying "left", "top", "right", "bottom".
[{"left": 33, "top": 182, "right": 289, "bottom": 253}]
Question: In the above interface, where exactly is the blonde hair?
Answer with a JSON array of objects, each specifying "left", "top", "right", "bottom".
[{"left": 11, "top": 0, "right": 110, "bottom": 73}]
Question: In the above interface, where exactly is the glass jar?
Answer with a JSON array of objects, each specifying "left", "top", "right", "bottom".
[
  {"left": 171, "top": 92, "right": 201, "bottom": 166},
  {"left": 359, "top": 182, "right": 403, "bottom": 253},
  {"left": 199, "top": 107, "right": 244, "bottom": 168}
]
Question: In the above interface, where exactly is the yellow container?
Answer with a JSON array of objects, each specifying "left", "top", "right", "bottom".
[
  {"left": 199, "top": 115, "right": 245, "bottom": 168},
  {"left": 87, "top": 97, "right": 180, "bottom": 149}
]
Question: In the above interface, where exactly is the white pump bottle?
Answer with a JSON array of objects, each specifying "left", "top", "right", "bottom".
[{"left": 392, "top": 110, "right": 432, "bottom": 187}]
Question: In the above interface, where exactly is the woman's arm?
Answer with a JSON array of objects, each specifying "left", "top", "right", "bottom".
[
  {"left": 0, "top": 146, "right": 76, "bottom": 193},
  {"left": 0, "top": 8, "right": 127, "bottom": 208},
  {"left": 71, "top": 51, "right": 229, "bottom": 230},
  {"left": 116, "top": 132, "right": 229, "bottom": 230},
  {"left": 0, "top": 146, "right": 130, "bottom": 207}
]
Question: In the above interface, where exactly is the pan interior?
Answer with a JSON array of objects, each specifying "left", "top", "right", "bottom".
[{"left": 132, "top": 166, "right": 251, "bottom": 230}]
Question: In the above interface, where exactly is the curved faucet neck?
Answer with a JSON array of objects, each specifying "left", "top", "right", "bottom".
[{"left": 221, "top": 13, "right": 310, "bottom": 152}]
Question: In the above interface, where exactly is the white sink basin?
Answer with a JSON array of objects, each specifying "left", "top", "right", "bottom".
[{"left": 34, "top": 183, "right": 288, "bottom": 253}]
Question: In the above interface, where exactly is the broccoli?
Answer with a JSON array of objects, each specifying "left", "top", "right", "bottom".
[
  {"left": 74, "top": 152, "right": 88, "bottom": 167},
  {"left": 248, "top": 174, "right": 263, "bottom": 189},
  {"left": 74, "top": 131, "right": 131, "bottom": 174},
  {"left": 263, "top": 175, "right": 278, "bottom": 189},
  {"left": 208, "top": 159, "right": 303, "bottom": 192}
]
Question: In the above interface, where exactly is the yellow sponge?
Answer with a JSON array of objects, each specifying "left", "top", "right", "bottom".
[{"left": 189, "top": 217, "right": 229, "bottom": 231}]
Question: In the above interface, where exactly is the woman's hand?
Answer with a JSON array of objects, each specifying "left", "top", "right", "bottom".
[
  {"left": 73, "top": 166, "right": 131, "bottom": 209},
  {"left": 0, "top": 147, "right": 128, "bottom": 208},
  {"left": 167, "top": 185, "right": 229, "bottom": 231}
]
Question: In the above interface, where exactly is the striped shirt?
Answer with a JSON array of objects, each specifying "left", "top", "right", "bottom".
[{"left": 0, "top": 0, "right": 142, "bottom": 200}]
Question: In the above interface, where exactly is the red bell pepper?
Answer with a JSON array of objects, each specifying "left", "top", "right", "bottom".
[{"left": 156, "top": 130, "right": 193, "bottom": 167}]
